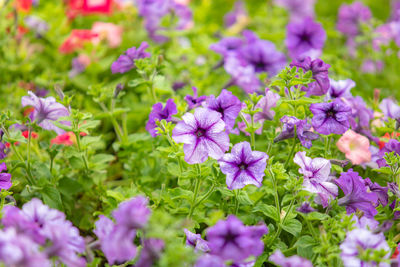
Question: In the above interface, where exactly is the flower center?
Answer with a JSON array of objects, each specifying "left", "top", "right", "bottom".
[
  {"left": 326, "top": 108, "right": 336, "bottom": 118},
  {"left": 196, "top": 128, "right": 206, "bottom": 137},
  {"left": 238, "top": 163, "right": 247, "bottom": 170}
]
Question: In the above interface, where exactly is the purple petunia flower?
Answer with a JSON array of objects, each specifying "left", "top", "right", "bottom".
[
  {"left": 274, "top": 116, "right": 319, "bottom": 149},
  {"left": 337, "top": 2, "right": 371, "bottom": 38},
  {"left": 364, "top": 178, "right": 388, "bottom": 207},
  {"left": 327, "top": 78, "right": 355, "bottom": 99},
  {"left": 335, "top": 169, "right": 378, "bottom": 218},
  {"left": 194, "top": 254, "right": 226, "bottom": 267},
  {"left": 269, "top": 250, "right": 313, "bottom": 267},
  {"left": 294, "top": 151, "right": 338, "bottom": 207},
  {"left": 68, "top": 55, "right": 90, "bottom": 78},
  {"left": 146, "top": 99, "right": 177, "bottom": 137},
  {"left": 239, "top": 31, "right": 286, "bottom": 76},
  {"left": 376, "top": 139, "right": 400, "bottom": 167},
  {"left": 0, "top": 163, "right": 12, "bottom": 190},
  {"left": 205, "top": 89, "right": 242, "bottom": 133},
  {"left": 21, "top": 91, "right": 70, "bottom": 135},
  {"left": 224, "top": 1, "right": 247, "bottom": 28},
  {"left": 111, "top": 42, "right": 151, "bottom": 74},
  {"left": 379, "top": 98, "right": 400, "bottom": 120},
  {"left": 112, "top": 196, "right": 151, "bottom": 230},
  {"left": 310, "top": 99, "right": 352, "bottom": 135},
  {"left": 184, "top": 228, "right": 210, "bottom": 252},
  {"left": 290, "top": 57, "right": 330, "bottom": 96},
  {"left": 274, "top": 0, "right": 315, "bottom": 22},
  {"left": 135, "top": 238, "right": 165, "bottom": 267},
  {"left": 24, "top": 16, "right": 49, "bottom": 38},
  {"left": 185, "top": 87, "right": 207, "bottom": 110},
  {"left": 341, "top": 96, "right": 374, "bottom": 131},
  {"left": 94, "top": 215, "right": 137, "bottom": 265},
  {"left": 286, "top": 17, "right": 326, "bottom": 59},
  {"left": 253, "top": 88, "right": 281, "bottom": 122},
  {"left": 219, "top": 142, "right": 268, "bottom": 190},
  {"left": 296, "top": 202, "right": 316, "bottom": 214},
  {"left": 340, "top": 228, "right": 389, "bottom": 267},
  {"left": 1, "top": 198, "right": 86, "bottom": 267},
  {"left": 210, "top": 37, "right": 244, "bottom": 57},
  {"left": 206, "top": 215, "right": 267, "bottom": 262},
  {"left": 172, "top": 108, "right": 230, "bottom": 164},
  {"left": 0, "top": 228, "right": 51, "bottom": 267}
]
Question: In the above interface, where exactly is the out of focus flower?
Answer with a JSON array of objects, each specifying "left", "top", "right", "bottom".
[
  {"left": 172, "top": 108, "right": 229, "bottom": 164},
  {"left": 16, "top": 0, "right": 32, "bottom": 12},
  {"left": 194, "top": 254, "right": 226, "bottom": 267},
  {"left": 219, "top": 141, "right": 268, "bottom": 190},
  {"left": 111, "top": 42, "right": 151, "bottom": 74},
  {"left": 205, "top": 89, "right": 242, "bottom": 132},
  {"left": 22, "top": 130, "right": 38, "bottom": 139},
  {"left": 290, "top": 57, "right": 330, "bottom": 96},
  {"left": 274, "top": 116, "right": 319, "bottom": 149},
  {"left": 21, "top": 91, "right": 70, "bottom": 135},
  {"left": 112, "top": 196, "right": 151, "bottom": 230},
  {"left": 206, "top": 215, "right": 267, "bottom": 262},
  {"left": 210, "top": 37, "right": 244, "bottom": 57},
  {"left": 310, "top": 99, "right": 352, "bottom": 135},
  {"left": 340, "top": 228, "right": 389, "bottom": 267},
  {"left": 183, "top": 229, "right": 210, "bottom": 252},
  {"left": 224, "top": 54, "right": 260, "bottom": 93},
  {"left": 336, "top": 169, "right": 378, "bottom": 218},
  {"left": 337, "top": 2, "right": 371, "bottom": 38},
  {"left": 327, "top": 78, "right": 355, "bottom": 99},
  {"left": 294, "top": 151, "right": 338, "bottom": 207},
  {"left": 224, "top": 1, "right": 248, "bottom": 28},
  {"left": 135, "top": 238, "right": 164, "bottom": 267},
  {"left": 0, "top": 163, "right": 12, "bottom": 190},
  {"left": 24, "top": 16, "right": 49, "bottom": 37},
  {"left": 253, "top": 88, "right": 280, "bottom": 122},
  {"left": 269, "top": 250, "right": 313, "bottom": 267},
  {"left": 185, "top": 87, "right": 207, "bottom": 110},
  {"left": 379, "top": 98, "right": 400, "bottom": 120},
  {"left": 91, "top": 22, "right": 123, "bottom": 48},
  {"left": 0, "top": 228, "right": 50, "bottom": 267},
  {"left": 274, "top": 0, "right": 315, "bottom": 22},
  {"left": 51, "top": 132, "right": 76, "bottom": 146},
  {"left": 361, "top": 59, "right": 384, "bottom": 74},
  {"left": 69, "top": 54, "right": 91, "bottom": 78},
  {"left": 146, "top": 99, "right": 177, "bottom": 137},
  {"left": 336, "top": 130, "right": 371, "bottom": 165},
  {"left": 296, "top": 202, "right": 316, "bottom": 214},
  {"left": 68, "top": 0, "right": 112, "bottom": 18},
  {"left": 286, "top": 17, "right": 326, "bottom": 59},
  {"left": 59, "top": 29, "right": 98, "bottom": 54}
]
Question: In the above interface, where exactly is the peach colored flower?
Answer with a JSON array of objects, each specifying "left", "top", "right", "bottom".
[
  {"left": 174, "top": 0, "right": 191, "bottom": 5},
  {"left": 91, "top": 22, "right": 123, "bottom": 48},
  {"left": 337, "top": 130, "right": 371, "bottom": 165}
]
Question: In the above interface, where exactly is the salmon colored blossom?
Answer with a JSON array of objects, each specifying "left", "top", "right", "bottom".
[
  {"left": 16, "top": 0, "right": 32, "bottom": 12},
  {"left": 336, "top": 130, "right": 371, "bottom": 165},
  {"left": 59, "top": 30, "right": 98, "bottom": 54},
  {"left": 51, "top": 132, "right": 76, "bottom": 146},
  {"left": 91, "top": 22, "right": 123, "bottom": 48}
]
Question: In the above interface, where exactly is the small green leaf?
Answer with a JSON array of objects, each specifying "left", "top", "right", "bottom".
[
  {"left": 282, "top": 218, "right": 302, "bottom": 236},
  {"left": 253, "top": 204, "right": 279, "bottom": 222},
  {"left": 41, "top": 186, "right": 63, "bottom": 210}
]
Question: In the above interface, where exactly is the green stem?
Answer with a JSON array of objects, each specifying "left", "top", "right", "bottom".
[
  {"left": 324, "top": 136, "right": 331, "bottom": 158},
  {"left": 270, "top": 197, "right": 296, "bottom": 244},
  {"left": 193, "top": 183, "right": 215, "bottom": 209},
  {"left": 50, "top": 157, "right": 54, "bottom": 174},
  {"left": 27, "top": 126, "right": 32, "bottom": 178},
  {"left": 269, "top": 168, "right": 281, "bottom": 221},
  {"left": 284, "top": 137, "right": 297, "bottom": 169},
  {"left": 188, "top": 165, "right": 201, "bottom": 218},
  {"left": 250, "top": 115, "right": 256, "bottom": 150},
  {"left": 74, "top": 131, "right": 89, "bottom": 172},
  {"left": 304, "top": 215, "right": 318, "bottom": 240},
  {"left": 234, "top": 189, "right": 241, "bottom": 215}
]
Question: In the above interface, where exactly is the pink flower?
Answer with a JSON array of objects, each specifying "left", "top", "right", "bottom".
[
  {"left": 91, "top": 22, "right": 123, "bottom": 48},
  {"left": 174, "top": 0, "right": 191, "bottom": 5},
  {"left": 336, "top": 130, "right": 371, "bottom": 165}
]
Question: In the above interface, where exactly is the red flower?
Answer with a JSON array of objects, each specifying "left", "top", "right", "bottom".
[
  {"left": 51, "top": 132, "right": 76, "bottom": 146},
  {"left": 16, "top": 0, "right": 32, "bottom": 12},
  {"left": 67, "top": 0, "right": 113, "bottom": 18},
  {"left": 59, "top": 29, "right": 98, "bottom": 54},
  {"left": 22, "top": 131, "right": 38, "bottom": 139},
  {"left": 379, "top": 132, "right": 400, "bottom": 149},
  {"left": 392, "top": 246, "right": 399, "bottom": 259}
]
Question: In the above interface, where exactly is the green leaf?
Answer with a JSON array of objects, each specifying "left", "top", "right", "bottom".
[
  {"left": 167, "top": 163, "right": 181, "bottom": 177},
  {"left": 253, "top": 252, "right": 269, "bottom": 267},
  {"left": 253, "top": 204, "right": 279, "bottom": 222},
  {"left": 58, "top": 177, "right": 83, "bottom": 195},
  {"left": 41, "top": 186, "right": 63, "bottom": 210},
  {"left": 282, "top": 218, "right": 302, "bottom": 237},
  {"left": 307, "top": 212, "right": 330, "bottom": 221},
  {"left": 295, "top": 235, "right": 317, "bottom": 259}
]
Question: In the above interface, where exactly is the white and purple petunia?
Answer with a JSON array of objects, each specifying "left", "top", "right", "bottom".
[
  {"left": 205, "top": 89, "right": 242, "bottom": 133},
  {"left": 340, "top": 228, "right": 389, "bottom": 267},
  {"left": 379, "top": 98, "right": 400, "bottom": 120},
  {"left": 327, "top": 78, "right": 355, "bottom": 99},
  {"left": 269, "top": 249, "right": 313, "bottom": 267},
  {"left": 219, "top": 142, "right": 268, "bottom": 190},
  {"left": 294, "top": 151, "right": 338, "bottom": 208},
  {"left": 172, "top": 108, "right": 230, "bottom": 164},
  {"left": 21, "top": 91, "right": 70, "bottom": 135}
]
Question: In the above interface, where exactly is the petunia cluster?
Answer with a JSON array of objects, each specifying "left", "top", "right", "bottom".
[
  {"left": 111, "top": 42, "right": 151, "bottom": 74},
  {"left": 185, "top": 215, "right": 268, "bottom": 267},
  {"left": 0, "top": 198, "right": 86, "bottom": 267},
  {"left": 94, "top": 196, "right": 164, "bottom": 266}
]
